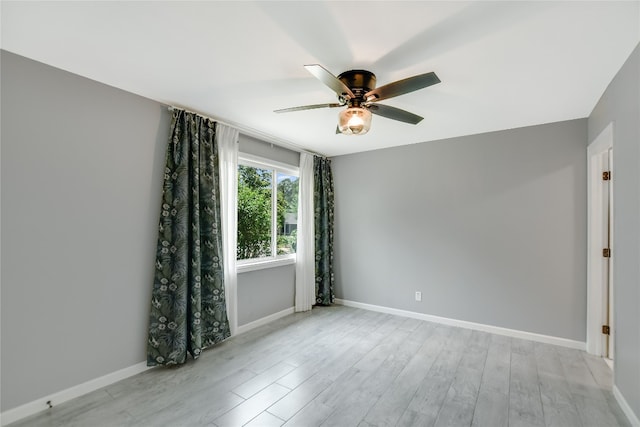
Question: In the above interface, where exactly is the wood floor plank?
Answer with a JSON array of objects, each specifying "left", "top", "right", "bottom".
[
  {"left": 244, "top": 411, "right": 285, "bottom": 427},
  {"left": 316, "top": 367, "right": 370, "bottom": 410},
  {"left": 434, "top": 331, "right": 490, "bottom": 427},
  {"left": 246, "top": 309, "right": 361, "bottom": 373},
  {"left": 213, "top": 383, "right": 290, "bottom": 426},
  {"left": 280, "top": 399, "right": 333, "bottom": 427},
  {"left": 362, "top": 323, "right": 442, "bottom": 426},
  {"left": 479, "top": 334, "right": 511, "bottom": 395},
  {"left": 509, "top": 349, "right": 545, "bottom": 427},
  {"left": 572, "top": 393, "right": 622, "bottom": 427},
  {"left": 321, "top": 330, "right": 423, "bottom": 426},
  {"left": 557, "top": 346, "right": 609, "bottom": 402},
  {"left": 582, "top": 352, "right": 613, "bottom": 389},
  {"left": 319, "top": 333, "right": 388, "bottom": 383},
  {"left": 276, "top": 312, "right": 398, "bottom": 401},
  {"left": 117, "top": 367, "right": 256, "bottom": 420},
  {"left": 534, "top": 342, "right": 565, "bottom": 378},
  {"left": 471, "top": 334, "right": 511, "bottom": 427},
  {"left": 353, "top": 328, "right": 413, "bottom": 372},
  {"left": 232, "top": 361, "right": 296, "bottom": 399},
  {"left": 276, "top": 310, "right": 389, "bottom": 389},
  {"left": 8, "top": 390, "right": 136, "bottom": 427},
  {"left": 268, "top": 373, "right": 334, "bottom": 421},
  {"left": 9, "top": 389, "right": 115, "bottom": 427},
  {"left": 604, "top": 390, "right": 633, "bottom": 427},
  {"left": 472, "top": 390, "right": 509, "bottom": 427},
  {"left": 534, "top": 342, "right": 582, "bottom": 427},
  {"left": 396, "top": 327, "right": 471, "bottom": 426},
  {"left": 398, "top": 316, "right": 423, "bottom": 332},
  {"left": 139, "top": 391, "right": 244, "bottom": 426},
  {"left": 406, "top": 320, "right": 437, "bottom": 343},
  {"left": 538, "top": 374, "right": 582, "bottom": 427},
  {"left": 300, "top": 316, "right": 407, "bottom": 420}
]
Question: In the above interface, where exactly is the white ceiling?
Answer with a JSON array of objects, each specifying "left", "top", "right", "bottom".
[{"left": 2, "top": 1, "right": 639, "bottom": 156}]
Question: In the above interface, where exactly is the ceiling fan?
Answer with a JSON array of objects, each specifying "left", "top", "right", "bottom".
[{"left": 275, "top": 64, "right": 441, "bottom": 135}]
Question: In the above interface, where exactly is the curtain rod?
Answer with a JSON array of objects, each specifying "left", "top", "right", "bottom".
[{"left": 166, "top": 105, "right": 327, "bottom": 158}]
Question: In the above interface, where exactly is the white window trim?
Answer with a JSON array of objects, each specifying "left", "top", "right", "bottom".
[
  {"left": 237, "top": 152, "right": 299, "bottom": 272},
  {"left": 237, "top": 255, "right": 296, "bottom": 273},
  {"left": 239, "top": 153, "right": 299, "bottom": 176}
]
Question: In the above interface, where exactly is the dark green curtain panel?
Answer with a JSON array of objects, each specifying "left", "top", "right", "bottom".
[
  {"left": 147, "top": 110, "right": 230, "bottom": 367},
  {"left": 314, "top": 156, "right": 335, "bottom": 305}
]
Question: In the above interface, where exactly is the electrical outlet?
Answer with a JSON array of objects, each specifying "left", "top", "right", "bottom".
[{"left": 415, "top": 291, "right": 422, "bottom": 302}]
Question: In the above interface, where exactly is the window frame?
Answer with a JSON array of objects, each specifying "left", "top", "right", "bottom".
[{"left": 236, "top": 153, "right": 299, "bottom": 273}]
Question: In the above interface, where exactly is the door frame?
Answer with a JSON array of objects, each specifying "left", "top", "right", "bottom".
[{"left": 586, "top": 122, "right": 614, "bottom": 357}]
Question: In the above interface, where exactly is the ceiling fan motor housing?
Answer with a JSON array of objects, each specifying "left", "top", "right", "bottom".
[{"left": 337, "top": 70, "right": 376, "bottom": 105}]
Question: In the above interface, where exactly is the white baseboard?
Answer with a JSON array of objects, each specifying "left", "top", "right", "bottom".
[
  {"left": 334, "top": 298, "right": 585, "bottom": 351},
  {"left": 236, "top": 307, "right": 295, "bottom": 335},
  {"left": 614, "top": 385, "right": 640, "bottom": 427},
  {"left": 0, "top": 361, "right": 151, "bottom": 426}
]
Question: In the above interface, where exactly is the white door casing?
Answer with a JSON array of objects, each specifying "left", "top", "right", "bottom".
[{"left": 586, "top": 122, "right": 614, "bottom": 359}]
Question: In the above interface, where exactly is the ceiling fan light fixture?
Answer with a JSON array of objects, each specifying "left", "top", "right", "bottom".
[{"left": 338, "top": 107, "right": 371, "bottom": 135}]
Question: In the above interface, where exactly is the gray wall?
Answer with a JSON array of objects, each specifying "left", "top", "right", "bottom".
[
  {"left": 332, "top": 119, "right": 588, "bottom": 341},
  {"left": 1, "top": 51, "right": 169, "bottom": 411},
  {"left": 239, "top": 134, "right": 300, "bottom": 167},
  {"left": 238, "top": 264, "right": 295, "bottom": 326},
  {"left": 588, "top": 42, "right": 640, "bottom": 419}
]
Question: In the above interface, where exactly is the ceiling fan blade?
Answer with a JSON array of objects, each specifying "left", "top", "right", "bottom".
[
  {"left": 275, "top": 103, "right": 342, "bottom": 113},
  {"left": 367, "top": 104, "right": 424, "bottom": 125},
  {"left": 365, "top": 72, "right": 440, "bottom": 102},
  {"left": 304, "top": 64, "right": 355, "bottom": 99}
]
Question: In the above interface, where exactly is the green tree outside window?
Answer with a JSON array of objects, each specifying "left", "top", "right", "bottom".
[{"left": 237, "top": 163, "right": 299, "bottom": 261}]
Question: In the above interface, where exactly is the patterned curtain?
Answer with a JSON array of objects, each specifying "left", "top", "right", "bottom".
[
  {"left": 314, "top": 156, "right": 335, "bottom": 305},
  {"left": 147, "top": 109, "right": 230, "bottom": 366}
]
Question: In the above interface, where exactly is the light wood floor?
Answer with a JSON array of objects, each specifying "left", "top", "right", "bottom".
[{"left": 10, "top": 305, "right": 629, "bottom": 427}]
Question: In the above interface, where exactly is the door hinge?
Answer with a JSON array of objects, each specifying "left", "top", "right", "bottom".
[
  {"left": 602, "top": 325, "right": 610, "bottom": 335},
  {"left": 603, "top": 248, "right": 611, "bottom": 258},
  {"left": 603, "top": 171, "right": 611, "bottom": 181}
]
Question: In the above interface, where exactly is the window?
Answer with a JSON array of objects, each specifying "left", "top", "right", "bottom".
[{"left": 237, "top": 154, "right": 299, "bottom": 268}]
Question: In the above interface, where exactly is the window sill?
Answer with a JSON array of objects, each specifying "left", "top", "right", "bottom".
[{"left": 237, "top": 256, "right": 296, "bottom": 273}]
